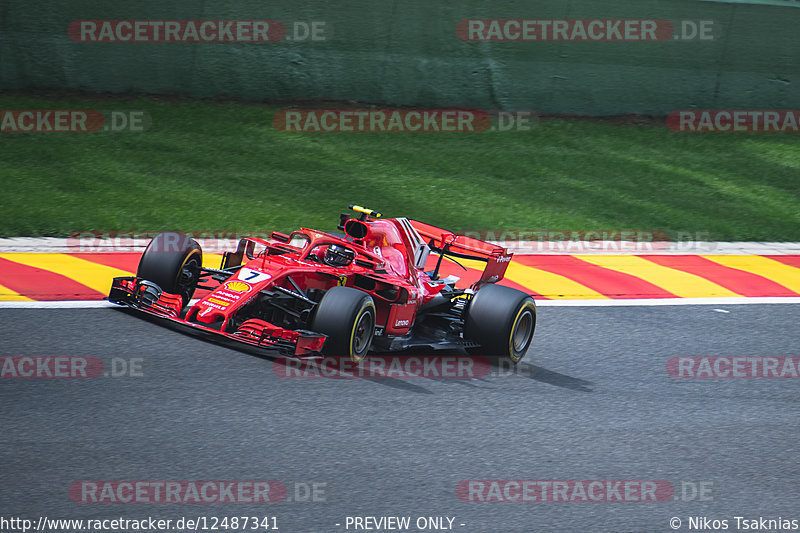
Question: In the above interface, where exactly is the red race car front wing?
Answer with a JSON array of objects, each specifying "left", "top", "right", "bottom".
[{"left": 108, "top": 277, "right": 327, "bottom": 357}]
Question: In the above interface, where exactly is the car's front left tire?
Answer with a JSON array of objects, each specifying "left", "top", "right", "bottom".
[{"left": 311, "top": 286, "right": 376, "bottom": 363}]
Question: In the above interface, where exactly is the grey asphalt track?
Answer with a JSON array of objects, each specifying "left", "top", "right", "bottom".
[{"left": 1, "top": 304, "right": 799, "bottom": 533}]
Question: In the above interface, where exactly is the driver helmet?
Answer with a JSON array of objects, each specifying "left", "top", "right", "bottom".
[{"left": 324, "top": 244, "right": 356, "bottom": 267}]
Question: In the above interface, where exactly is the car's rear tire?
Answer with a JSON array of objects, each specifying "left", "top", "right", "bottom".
[
  {"left": 137, "top": 232, "right": 202, "bottom": 308},
  {"left": 464, "top": 284, "right": 536, "bottom": 363},
  {"left": 311, "top": 286, "right": 376, "bottom": 363}
]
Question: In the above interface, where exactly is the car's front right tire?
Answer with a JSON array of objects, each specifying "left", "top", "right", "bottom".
[{"left": 136, "top": 231, "right": 202, "bottom": 308}]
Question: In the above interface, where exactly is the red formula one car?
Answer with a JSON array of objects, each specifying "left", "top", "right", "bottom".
[{"left": 108, "top": 206, "right": 536, "bottom": 363}]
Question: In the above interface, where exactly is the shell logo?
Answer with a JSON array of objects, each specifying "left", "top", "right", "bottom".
[{"left": 226, "top": 281, "right": 251, "bottom": 293}]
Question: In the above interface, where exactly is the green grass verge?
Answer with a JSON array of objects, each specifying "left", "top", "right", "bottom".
[{"left": 1, "top": 92, "right": 799, "bottom": 241}]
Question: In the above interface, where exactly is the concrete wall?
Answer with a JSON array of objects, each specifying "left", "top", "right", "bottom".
[{"left": 1, "top": 0, "right": 798, "bottom": 115}]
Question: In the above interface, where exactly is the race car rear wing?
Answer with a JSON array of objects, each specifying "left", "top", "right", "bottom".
[{"left": 408, "top": 219, "right": 513, "bottom": 285}]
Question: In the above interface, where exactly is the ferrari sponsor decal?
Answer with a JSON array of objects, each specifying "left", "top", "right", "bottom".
[
  {"left": 336, "top": 275, "right": 347, "bottom": 286},
  {"left": 237, "top": 268, "right": 271, "bottom": 284},
  {"left": 199, "top": 302, "right": 227, "bottom": 314},
  {"left": 225, "top": 281, "right": 251, "bottom": 293},
  {"left": 212, "top": 291, "right": 240, "bottom": 301},
  {"left": 394, "top": 319, "right": 410, "bottom": 327},
  {"left": 206, "top": 297, "right": 231, "bottom": 307}
]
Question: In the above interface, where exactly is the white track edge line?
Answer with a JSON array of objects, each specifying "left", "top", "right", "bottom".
[
  {"left": 536, "top": 297, "right": 800, "bottom": 306},
  {"left": 2, "top": 297, "right": 800, "bottom": 309}
]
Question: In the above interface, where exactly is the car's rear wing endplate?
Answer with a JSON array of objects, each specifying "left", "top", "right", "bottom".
[{"left": 408, "top": 219, "right": 513, "bottom": 284}]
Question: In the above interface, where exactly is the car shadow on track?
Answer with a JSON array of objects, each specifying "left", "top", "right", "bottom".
[
  {"left": 460, "top": 357, "right": 594, "bottom": 393},
  {"left": 112, "top": 307, "right": 592, "bottom": 393},
  {"left": 267, "top": 347, "right": 594, "bottom": 394},
  {"left": 516, "top": 365, "right": 594, "bottom": 392}
]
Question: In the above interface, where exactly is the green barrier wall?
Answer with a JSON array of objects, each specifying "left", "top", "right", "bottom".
[{"left": 1, "top": 0, "right": 798, "bottom": 115}]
